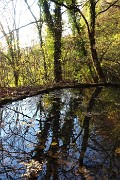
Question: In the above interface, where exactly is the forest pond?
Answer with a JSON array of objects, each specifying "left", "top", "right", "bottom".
[{"left": 0, "top": 87, "right": 120, "bottom": 180}]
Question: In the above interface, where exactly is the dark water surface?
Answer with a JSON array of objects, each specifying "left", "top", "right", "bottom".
[{"left": 0, "top": 87, "right": 120, "bottom": 180}]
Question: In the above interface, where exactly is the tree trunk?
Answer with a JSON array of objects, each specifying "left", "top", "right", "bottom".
[
  {"left": 14, "top": 70, "right": 19, "bottom": 86},
  {"left": 38, "top": 26, "right": 48, "bottom": 81},
  {"left": 89, "top": 0, "right": 106, "bottom": 83},
  {"left": 89, "top": 32, "right": 106, "bottom": 83},
  {"left": 79, "top": 87, "right": 102, "bottom": 166},
  {"left": 54, "top": 5, "right": 62, "bottom": 82},
  {"left": 42, "top": 0, "right": 62, "bottom": 83},
  {"left": 38, "top": 4, "right": 48, "bottom": 81}
]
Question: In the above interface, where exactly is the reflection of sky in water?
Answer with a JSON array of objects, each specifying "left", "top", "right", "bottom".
[{"left": 0, "top": 88, "right": 120, "bottom": 179}]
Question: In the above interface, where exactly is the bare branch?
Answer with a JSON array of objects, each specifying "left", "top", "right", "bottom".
[
  {"left": 95, "top": 0, "right": 101, "bottom": 4},
  {"left": 96, "top": 0, "right": 119, "bottom": 17},
  {"left": 105, "top": 0, "right": 120, "bottom": 9},
  {"left": 0, "top": 21, "right": 39, "bottom": 39},
  {"left": 24, "top": 0, "right": 43, "bottom": 36},
  {"left": 24, "top": 0, "right": 38, "bottom": 23},
  {"left": 99, "top": 42, "right": 112, "bottom": 62},
  {"left": 50, "top": 0, "right": 90, "bottom": 36}
]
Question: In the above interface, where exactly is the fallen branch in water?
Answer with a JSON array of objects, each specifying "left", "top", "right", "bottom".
[{"left": 0, "top": 82, "right": 120, "bottom": 107}]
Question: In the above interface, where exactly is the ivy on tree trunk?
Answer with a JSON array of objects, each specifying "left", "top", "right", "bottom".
[{"left": 41, "top": 0, "right": 62, "bottom": 82}]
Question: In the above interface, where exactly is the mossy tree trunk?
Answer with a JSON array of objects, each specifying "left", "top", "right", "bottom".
[{"left": 41, "top": 0, "right": 62, "bottom": 83}]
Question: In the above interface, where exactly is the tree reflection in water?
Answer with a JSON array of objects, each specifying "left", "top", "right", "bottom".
[{"left": 0, "top": 87, "right": 120, "bottom": 179}]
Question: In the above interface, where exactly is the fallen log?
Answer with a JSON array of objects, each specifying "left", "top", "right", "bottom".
[{"left": 0, "top": 82, "right": 120, "bottom": 107}]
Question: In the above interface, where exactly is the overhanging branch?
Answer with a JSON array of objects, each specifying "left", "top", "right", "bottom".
[
  {"left": 96, "top": 0, "right": 119, "bottom": 17},
  {"left": 0, "top": 21, "right": 40, "bottom": 39},
  {"left": 50, "top": 0, "right": 90, "bottom": 37}
]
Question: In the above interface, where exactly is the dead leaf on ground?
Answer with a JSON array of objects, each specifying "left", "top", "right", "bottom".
[{"left": 115, "top": 147, "right": 120, "bottom": 154}]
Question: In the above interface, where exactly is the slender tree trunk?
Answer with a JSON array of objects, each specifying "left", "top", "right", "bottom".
[
  {"left": 14, "top": 70, "right": 19, "bottom": 86},
  {"left": 38, "top": 27, "right": 48, "bottom": 81},
  {"left": 87, "top": 59, "right": 99, "bottom": 83},
  {"left": 89, "top": 32, "right": 106, "bottom": 82},
  {"left": 54, "top": 5, "right": 62, "bottom": 82},
  {"left": 79, "top": 87, "right": 102, "bottom": 166},
  {"left": 25, "top": 0, "right": 48, "bottom": 82},
  {"left": 69, "top": 0, "right": 87, "bottom": 57},
  {"left": 38, "top": 4, "right": 48, "bottom": 81},
  {"left": 89, "top": 0, "right": 106, "bottom": 83},
  {"left": 41, "top": 0, "right": 62, "bottom": 83},
  {"left": 54, "top": 35, "right": 62, "bottom": 82}
]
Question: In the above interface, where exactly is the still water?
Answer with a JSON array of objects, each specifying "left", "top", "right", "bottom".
[{"left": 0, "top": 87, "right": 120, "bottom": 180}]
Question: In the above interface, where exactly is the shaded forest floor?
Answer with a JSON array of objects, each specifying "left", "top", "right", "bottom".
[{"left": 0, "top": 82, "right": 120, "bottom": 107}]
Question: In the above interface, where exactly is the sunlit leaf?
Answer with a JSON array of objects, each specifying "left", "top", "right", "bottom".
[
  {"left": 21, "top": 121, "right": 27, "bottom": 125},
  {"left": 51, "top": 142, "right": 57, "bottom": 146},
  {"left": 70, "top": 143, "right": 76, "bottom": 146},
  {"left": 21, "top": 160, "right": 42, "bottom": 178},
  {"left": 115, "top": 147, "right": 120, "bottom": 154}
]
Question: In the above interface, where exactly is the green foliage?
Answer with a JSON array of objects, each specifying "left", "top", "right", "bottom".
[
  {"left": 96, "top": 6, "right": 120, "bottom": 82},
  {"left": 43, "top": 28, "right": 54, "bottom": 81},
  {"left": 0, "top": 0, "right": 120, "bottom": 87},
  {"left": 62, "top": 35, "right": 93, "bottom": 82}
]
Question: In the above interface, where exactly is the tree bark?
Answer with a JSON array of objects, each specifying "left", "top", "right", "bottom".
[
  {"left": 41, "top": 0, "right": 62, "bottom": 83},
  {"left": 54, "top": 4, "right": 62, "bottom": 82},
  {"left": 89, "top": 0, "right": 106, "bottom": 83},
  {"left": 89, "top": 32, "right": 106, "bottom": 82},
  {"left": 14, "top": 70, "right": 19, "bottom": 86}
]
